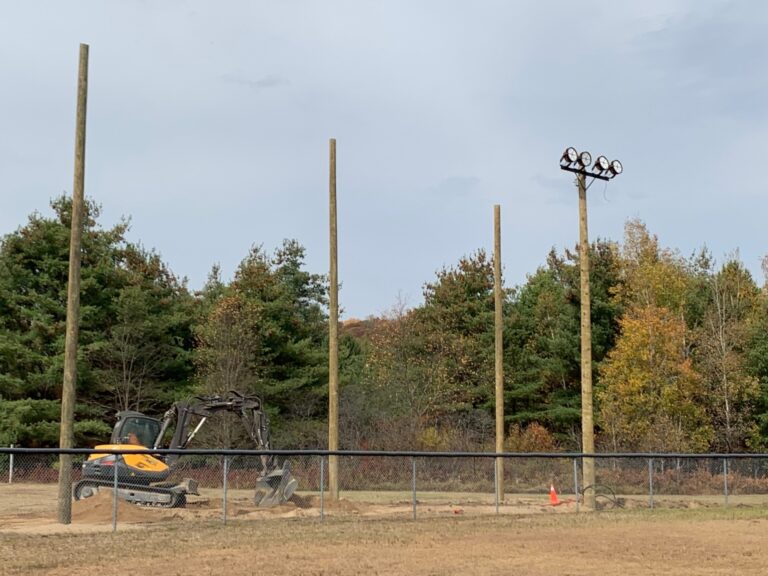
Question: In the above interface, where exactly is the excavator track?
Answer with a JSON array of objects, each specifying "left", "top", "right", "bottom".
[{"left": 73, "top": 479, "right": 187, "bottom": 508}]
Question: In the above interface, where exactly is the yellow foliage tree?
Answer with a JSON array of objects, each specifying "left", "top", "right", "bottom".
[
  {"left": 597, "top": 304, "right": 712, "bottom": 452},
  {"left": 614, "top": 218, "right": 690, "bottom": 314}
]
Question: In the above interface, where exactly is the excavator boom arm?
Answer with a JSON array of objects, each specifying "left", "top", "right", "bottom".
[
  {"left": 151, "top": 390, "right": 296, "bottom": 506},
  {"left": 155, "top": 391, "right": 271, "bottom": 453}
]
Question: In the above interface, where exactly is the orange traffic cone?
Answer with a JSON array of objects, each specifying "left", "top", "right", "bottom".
[{"left": 549, "top": 483, "right": 560, "bottom": 506}]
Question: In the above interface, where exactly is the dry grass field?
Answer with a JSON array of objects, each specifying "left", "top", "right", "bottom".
[{"left": 2, "top": 483, "right": 768, "bottom": 575}]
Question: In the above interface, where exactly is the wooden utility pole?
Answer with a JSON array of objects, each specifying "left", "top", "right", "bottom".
[
  {"left": 57, "top": 43, "right": 89, "bottom": 525},
  {"left": 577, "top": 173, "right": 596, "bottom": 510},
  {"left": 493, "top": 205, "right": 504, "bottom": 503},
  {"left": 328, "top": 138, "right": 339, "bottom": 500}
]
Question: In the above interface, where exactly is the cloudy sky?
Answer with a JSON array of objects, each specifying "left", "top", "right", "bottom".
[{"left": 1, "top": 1, "right": 766, "bottom": 318}]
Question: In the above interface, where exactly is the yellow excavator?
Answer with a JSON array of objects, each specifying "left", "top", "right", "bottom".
[{"left": 73, "top": 391, "right": 297, "bottom": 508}]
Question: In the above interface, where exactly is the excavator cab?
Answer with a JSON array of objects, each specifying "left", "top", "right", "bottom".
[
  {"left": 76, "top": 412, "right": 186, "bottom": 507},
  {"left": 111, "top": 412, "right": 162, "bottom": 447}
]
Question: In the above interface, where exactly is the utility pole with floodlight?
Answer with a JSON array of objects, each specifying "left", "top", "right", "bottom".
[{"left": 559, "top": 147, "right": 623, "bottom": 510}]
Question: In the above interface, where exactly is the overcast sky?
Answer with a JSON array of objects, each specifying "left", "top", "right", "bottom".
[{"left": 1, "top": 1, "right": 766, "bottom": 318}]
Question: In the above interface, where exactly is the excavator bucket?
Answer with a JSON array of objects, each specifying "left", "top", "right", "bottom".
[{"left": 254, "top": 461, "right": 299, "bottom": 508}]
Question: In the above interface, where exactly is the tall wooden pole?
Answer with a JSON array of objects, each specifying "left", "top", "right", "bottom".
[
  {"left": 577, "top": 173, "right": 596, "bottom": 510},
  {"left": 328, "top": 138, "right": 339, "bottom": 500},
  {"left": 493, "top": 205, "right": 504, "bottom": 503},
  {"left": 57, "top": 43, "right": 89, "bottom": 524}
]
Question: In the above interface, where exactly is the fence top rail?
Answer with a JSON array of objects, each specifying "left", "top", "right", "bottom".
[{"left": 2, "top": 447, "right": 768, "bottom": 459}]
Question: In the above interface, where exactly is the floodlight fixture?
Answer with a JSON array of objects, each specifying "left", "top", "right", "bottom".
[
  {"left": 562, "top": 147, "right": 578, "bottom": 164},
  {"left": 610, "top": 159, "right": 623, "bottom": 175},
  {"left": 578, "top": 151, "right": 592, "bottom": 168},
  {"left": 595, "top": 156, "right": 609, "bottom": 172}
]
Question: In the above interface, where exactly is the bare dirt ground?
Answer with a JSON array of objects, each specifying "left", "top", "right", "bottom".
[
  {"left": 0, "top": 483, "right": 587, "bottom": 535},
  {"left": 1, "top": 483, "right": 768, "bottom": 575}
]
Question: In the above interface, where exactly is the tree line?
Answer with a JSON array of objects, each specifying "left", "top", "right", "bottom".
[{"left": 1, "top": 197, "right": 767, "bottom": 453}]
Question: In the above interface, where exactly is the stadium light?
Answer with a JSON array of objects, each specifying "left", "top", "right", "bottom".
[
  {"left": 559, "top": 147, "right": 623, "bottom": 510},
  {"left": 560, "top": 147, "right": 623, "bottom": 181}
]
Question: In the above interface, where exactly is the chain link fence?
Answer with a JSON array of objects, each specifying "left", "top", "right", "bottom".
[{"left": 2, "top": 448, "right": 768, "bottom": 531}]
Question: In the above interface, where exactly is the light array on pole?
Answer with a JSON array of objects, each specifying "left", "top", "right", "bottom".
[{"left": 559, "top": 147, "right": 622, "bottom": 181}]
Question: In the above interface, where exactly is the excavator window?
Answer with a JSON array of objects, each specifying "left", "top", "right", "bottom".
[{"left": 115, "top": 416, "right": 161, "bottom": 448}]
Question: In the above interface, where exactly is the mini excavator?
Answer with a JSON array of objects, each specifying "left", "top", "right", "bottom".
[{"left": 73, "top": 391, "right": 298, "bottom": 508}]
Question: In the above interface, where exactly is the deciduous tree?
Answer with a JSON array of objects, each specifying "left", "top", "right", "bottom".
[
  {"left": 597, "top": 304, "right": 711, "bottom": 452},
  {"left": 695, "top": 258, "right": 760, "bottom": 451}
]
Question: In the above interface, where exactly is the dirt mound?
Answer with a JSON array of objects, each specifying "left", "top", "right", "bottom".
[
  {"left": 187, "top": 497, "right": 223, "bottom": 510},
  {"left": 71, "top": 492, "right": 177, "bottom": 523},
  {"left": 290, "top": 494, "right": 362, "bottom": 513},
  {"left": 184, "top": 496, "right": 311, "bottom": 518},
  {"left": 187, "top": 497, "right": 267, "bottom": 517},
  {"left": 289, "top": 494, "right": 316, "bottom": 509}
]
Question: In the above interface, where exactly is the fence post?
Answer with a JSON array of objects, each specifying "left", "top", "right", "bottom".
[
  {"left": 648, "top": 458, "right": 654, "bottom": 509},
  {"left": 112, "top": 456, "right": 119, "bottom": 532},
  {"left": 494, "top": 458, "right": 499, "bottom": 515},
  {"left": 723, "top": 458, "right": 729, "bottom": 508},
  {"left": 8, "top": 445, "right": 13, "bottom": 484},
  {"left": 222, "top": 455, "right": 229, "bottom": 525},
  {"left": 319, "top": 455, "right": 325, "bottom": 521},
  {"left": 573, "top": 458, "right": 579, "bottom": 513},
  {"left": 411, "top": 457, "right": 417, "bottom": 520}
]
